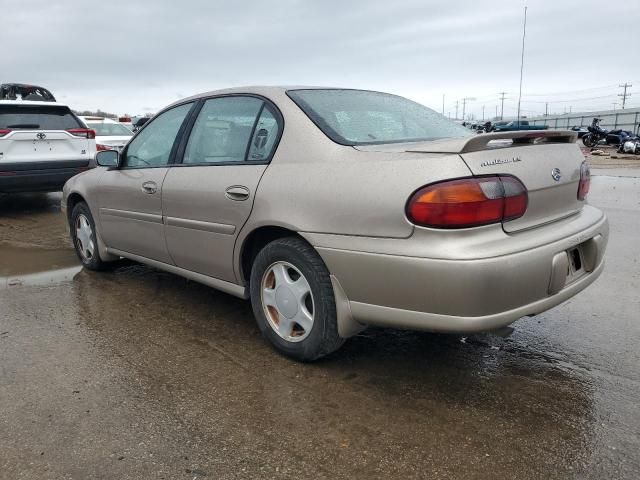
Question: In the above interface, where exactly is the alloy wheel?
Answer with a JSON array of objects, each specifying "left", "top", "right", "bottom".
[{"left": 260, "top": 261, "right": 315, "bottom": 342}]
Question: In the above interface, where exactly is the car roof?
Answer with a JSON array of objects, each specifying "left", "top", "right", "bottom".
[
  {"left": 168, "top": 86, "right": 344, "bottom": 108},
  {"left": 0, "top": 99, "right": 69, "bottom": 108}
]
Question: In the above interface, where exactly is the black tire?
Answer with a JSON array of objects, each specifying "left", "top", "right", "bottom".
[
  {"left": 582, "top": 134, "right": 594, "bottom": 148},
  {"left": 250, "top": 237, "right": 344, "bottom": 361},
  {"left": 70, "top": 202, "right": 108, "bottom": 271}
]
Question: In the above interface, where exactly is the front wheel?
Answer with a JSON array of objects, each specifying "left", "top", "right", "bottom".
[
  {"left": 582, "top": 134, "right": 595, "bottom": 148},
  {"left": 250, "top": 237, "right": 344, "bottom": 361},
  {"left": 70, "top": 202, "right": 108, "bottom": 271}
]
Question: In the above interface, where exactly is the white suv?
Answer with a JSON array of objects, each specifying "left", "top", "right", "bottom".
[{"left": 0, "top": 100, "right": 96, "bottom": 193}]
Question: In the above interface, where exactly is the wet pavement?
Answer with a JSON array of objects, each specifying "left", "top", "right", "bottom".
[{"left": 0, "top": 176, "right": 639, "bottom": 480}]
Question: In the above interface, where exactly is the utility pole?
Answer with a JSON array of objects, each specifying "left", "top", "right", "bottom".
[
  {"left": 455, "top": 100, "right": 459, "bottom": 120},
  {"left": 618, "top": 83, "right": 632, "bottom": 109},
  {"left": 545, "top": 102, "right": 549, "bottom": 116},
  {"left": 498, "top": 92, "right": 507, "bottom": 120},
  {"left": 461, "top": 97, "right": 476, "bottom": 122},
  {"left": 516, "top": 6, "right": 528, "bottom": 126},
  {"left": 612, "top": 102, "right": 618, "bottom": 111},
  {"left": 482, "top": 105, "right": 485, "bottom": 121},
  {"left": 495, "top": 105, "right": 498, "bottom": 119},
  {"left": 442, "top": 94, "right": 445, "bottom": 115}
]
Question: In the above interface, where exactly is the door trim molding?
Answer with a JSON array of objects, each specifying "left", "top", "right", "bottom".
[
  {"left": 99, "top": 208, "right": 163, "bottom": 224},
  {"left": 164, "top": 216, "right": 236, "bottom": 235}
]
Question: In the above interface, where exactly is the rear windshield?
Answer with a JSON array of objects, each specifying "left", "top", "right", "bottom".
[
  {"left": 287, "top": 89, "right": 471, "bottom": 145},
  {"left": 0, "top": 105, "right": 81, "bottom": 130},
  {"left": 87, "top": 122, "right": 133, "bottom": 136}
]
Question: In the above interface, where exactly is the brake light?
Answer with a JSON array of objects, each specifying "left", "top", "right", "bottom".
[
  {"left": 406, "top": 176, "right": 528, "bottom": 228},
  {"left": 67, "top": 128, "right": 96, "bottom": 139},
  {"left": 578, "top": 161, "right": 590, "bottom": 201},
  {"left": 0, "top": 129, "right": 11, "bottom": 137}
]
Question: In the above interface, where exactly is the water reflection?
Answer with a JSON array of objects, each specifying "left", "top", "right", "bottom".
[
  {"left": 0, "top": 265, "right": 82, "bottom": 289},
  {"left": 68, "top": 263, "right": 596, "bottom": 478}
]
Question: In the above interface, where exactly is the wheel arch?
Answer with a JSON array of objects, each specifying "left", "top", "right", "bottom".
[
  {"left": 66, "top": 192, "right": 87, "bottom": 224},
  {"left": 236, "top": 223, "right": 365, "bottom": 339},
  {"left": 238, "top": 225, "right": 305, "bottom": 285}
]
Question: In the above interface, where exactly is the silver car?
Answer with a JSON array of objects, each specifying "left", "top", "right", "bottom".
[{"left": 62, "top": 87, "right": 608, "bottom": 360}]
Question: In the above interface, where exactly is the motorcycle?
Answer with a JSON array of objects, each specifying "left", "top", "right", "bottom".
[{"left": 582, "top": 118, "right": 608, "bottom": 147}]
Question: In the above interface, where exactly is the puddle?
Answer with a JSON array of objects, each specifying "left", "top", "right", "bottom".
[{"left": 0, "top": 243, "right": 81, "bottom": 288}]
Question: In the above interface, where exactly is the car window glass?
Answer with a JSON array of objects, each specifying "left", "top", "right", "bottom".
[
  {"left": 123, "top": 103, "right": 192, "bottom": 168},
  {"left": 247, "top": 105, "right": 280, "bottom": 161},
  {"left": 287, "top": 89, "right": 471, "bottom": 145},
  {"left": 183, "top": 97, "right": 263, "bottom": 164},
  {"left": 88, "top": 122, "right": 133, "bottom": 137},
  {"left": 0, "top": 105, "right": 80, "bottom": 130}
]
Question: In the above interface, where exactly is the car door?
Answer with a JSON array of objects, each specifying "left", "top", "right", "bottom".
[
  {"left": 97, "top": 102, "right": 194, "bottom": 263},
  {"left": 162, "top": 96, "right": 282, "bottom": 282}
]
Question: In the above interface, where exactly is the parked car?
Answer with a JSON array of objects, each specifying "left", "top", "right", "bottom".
[
  {"left": 80, "top": 116, "right": 133, "bottom": 153},
  {"left": 491, "top": 120, "right": 549, "bottom": 132},
  {"left": 131, "top": 116, "right": 150, "bottom": 132},
  {"left": 62, "top": 87, "right": 608, "bottom": 361},
  {"left": 0, "top": 83, "right": 56, "bottom": 102},
  {"left": 117, "top": 116, "right": 133, "bottom": 131},
  {"left": 0, "top": 100, "right": 95, "bottom": 193}
]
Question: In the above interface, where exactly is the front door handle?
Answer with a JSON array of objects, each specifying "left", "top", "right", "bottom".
[
  {"left": 142, "top": 181, "right": 157, "bottom": 194},
  {"left": 225, "top": 185, "right": 250, "bottom": 201}
]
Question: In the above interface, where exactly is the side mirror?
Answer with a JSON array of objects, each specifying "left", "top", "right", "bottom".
[{"left": 96, "top": 150, "right": 119, "bottom": 168}]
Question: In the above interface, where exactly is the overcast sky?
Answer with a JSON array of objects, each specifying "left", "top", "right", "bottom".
[{"left": 5, "top": 0, "right": 639, "bottom": 119}]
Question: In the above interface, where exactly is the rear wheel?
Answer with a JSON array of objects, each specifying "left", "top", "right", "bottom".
[
  {"left": 250, "top": 237, "right": 344, "bottom": 361},
  {"left": 70, "top": 202, "right": 108, "bottom": 271},
  {"left": 582, "top": 134, "right": 594, "bottom": 148}
]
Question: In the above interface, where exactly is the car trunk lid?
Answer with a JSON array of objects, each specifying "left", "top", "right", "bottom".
[{"left": 356, "top": 130, "right": 583, "bottom": 233}]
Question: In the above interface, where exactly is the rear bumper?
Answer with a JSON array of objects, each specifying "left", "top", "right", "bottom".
[
  {"left": 310, "top": 207, "right": 609, "bottom": 334},
  {"left": 0, "top": 160, "right": 90, "bottom": 193}
]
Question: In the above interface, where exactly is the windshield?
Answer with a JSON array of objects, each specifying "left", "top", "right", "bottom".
[
  {"left": 287, "top": 89, "right": 471, "bottom": 145},
  {"left": 87, "top": 122, "right": 133, "bottom": 136}
]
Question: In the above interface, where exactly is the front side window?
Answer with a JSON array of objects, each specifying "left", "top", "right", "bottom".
[
  {"left": 183, "top": 96, "right": 278, "bottom": 165},
  {"left": 287, "top": 89, "right": 471, "bottom": 146},
  {"left": 123, "top": 102, "right": 192, "bottom": 168}
]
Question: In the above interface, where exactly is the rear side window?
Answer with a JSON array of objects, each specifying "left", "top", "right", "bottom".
[
  {"left": 183, "top": 96, "right": 265, "bottom": 165},
  {"left": 0, "top": 105, "right": 81, "bottom": 130},
  {"left": 287, "top": 89, "right": 471, "bottom": 146}
]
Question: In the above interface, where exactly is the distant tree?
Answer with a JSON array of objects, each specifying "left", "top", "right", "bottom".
[{"left": 73, "top": 109, "right": 118, "bottom": 119}]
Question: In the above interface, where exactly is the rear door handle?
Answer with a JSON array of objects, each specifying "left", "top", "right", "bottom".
[
  {"left": 225, "top": 185, "right": 250, "bottom": 201},
  {"left": 142, "top": 181, "right": 157, "bottom": 194}
]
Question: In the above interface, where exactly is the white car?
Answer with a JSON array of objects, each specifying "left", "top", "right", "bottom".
[
  {"left": 0, "top": 100, "right": 96, "bottom": 193},
  {"left": 80, "top": 116, "right": 133, "bottom": 153}
]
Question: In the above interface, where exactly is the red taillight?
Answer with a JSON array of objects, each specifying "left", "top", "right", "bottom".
[
  {"left": 67, "top": 128, "right": 96, "bottom": 139},
  {"left": 578, "top": 161, "right": 590, "bottom": 201},
  {"left": 406, "top": 176, "right": 528, "bottom": 228},
  {"left": 118, "top": 116, "right": 131, "bottom": 123},
  {"left": 0, "top": 129, "right": 11, "bottom": 137}
]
